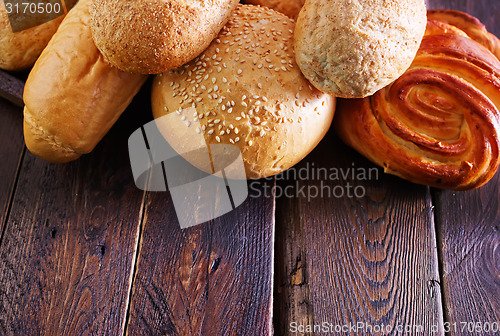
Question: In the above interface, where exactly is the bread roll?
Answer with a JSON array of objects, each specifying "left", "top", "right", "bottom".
[
  {"left": 242, "top": 0, "right": 304, "bottom": 19},
  {"left": 0, "top": 2, "right": 65, "bottom": 71},
  {"left": 152, "top": 5, "right": 335, "bottom": 179},
  {"left": 294, "top": 0, "right": 427, "bottom": 98},
  {"left": 90, "top": 0, "right": 240, "bottom": 74},
  {"left": 334, "top": 10, "right": 500, "bottom": 190},
  {"left": 23, "top": 0, "right": 148, "bottom": 163}
]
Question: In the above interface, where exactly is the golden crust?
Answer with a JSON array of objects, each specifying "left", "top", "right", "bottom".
[
  {"left": 334, "top": 10, "right": 500, "bottom": 190},
  {"left": 90, "top": 0, "right": 240, "bottom": 74},
  {"left": 294, "top": 0, "right": 427, "bottom": 98},
  {"left": 152, "top": 5, "right": 336, "bottom": 179},
  {"left": 242, "top": 0, "right": 305, "bottom": 19},
  {"left": 23, "top": 0, "right": 147, "bottom": 163},
  {"left": 0, "top": 4, "right": 64, "bottom": 71}
]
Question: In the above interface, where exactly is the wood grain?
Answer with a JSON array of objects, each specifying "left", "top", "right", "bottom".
[
  {"left": 0, "top": 71, "right": 24, "bottom": 107},
  {"left": 126, "top": 180, "right": 275, "bottom": 336},
  {"left": 426, "top": 1, "right": 500, "bottom": 335},
  {"left": 0, "top": 99, "right": 25, "bottom": 247},
  {"left": 0, "top": 88, "right": 150, "bottom": 336},
  {"left": 432, "top": 173, "right": 500, "bottom": 335},
  {"left": 274, "top": 133, "right": 444, "bottom": 336}
]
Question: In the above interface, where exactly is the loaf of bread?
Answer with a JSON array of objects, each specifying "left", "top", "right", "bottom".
[
  {"left": 334, "top": 10, "right": 500, "bottom": 190},
  {"left": 152, "top": 5, "right": 336, "bottom": 179},
  {"left": 23, "top": 0, "right": 147, "bottom": 163},
  {"left": 294, "top": 0, "right": 427, "bottom": 98},
  {"left": 242, "top": 0, "right": 304, "bottom": 19},
  {"left": 90, "top": 0, "right": 240, "bottom": 74},
  {"left": 0, "top": 2, "right": 65, "bottom": 71}
]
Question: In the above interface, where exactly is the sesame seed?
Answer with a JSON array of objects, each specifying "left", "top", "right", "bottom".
[
  {"left": 214, "top": 119, "right": 221, "bottom": 124},
  {"left": 237, "top": 69, "right": 242, "bottom": 74},
  {"left": 216, "top": 136, "right": 221, "bottom": 142},
  {"left": 208, "top": 130, "right": 214, "bottom": 135}
]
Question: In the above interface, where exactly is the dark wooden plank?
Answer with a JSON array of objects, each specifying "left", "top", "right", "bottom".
[
  {"left": 0, "top": 86, "right": 151, "bottom": 335},
  {"left": 0, "top": 70, "right": 24, "bottom": 107},
  {"left": 432, "top": 173, "right": 500, "bottom": 335},
  {"left": 274, "top": 132, "right": 444, "bottom": 336},
  {"left": 0, "top": 98, "right": 24, "bottom": 241},
  {"left": 126, "top": 181, "right": 275, "bottom": 336},
  {"left": 426, "top": 1, "right": 500, "bottom": 334}
]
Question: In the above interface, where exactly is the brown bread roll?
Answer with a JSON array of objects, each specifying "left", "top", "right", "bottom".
[
  {"left": 334, "top": 10, "right": 500, "bottom": 190},
  {"left": 294, "top": 0, "right": 427, "bottom": 98},
  {"left": 242, "top": 0, "right": 305, "bottom": 19},
  {"left": 23, "top": 0, "right": 148, "bottom": 163},
  {"left": 151, "top": 5, "right": 336, "bottom": 179},
  {"left": 0, "top": 1, "right": 65, "bottom": 71},
  {"left": 89, "top": 0, "right": 240, "bottom": 74}
]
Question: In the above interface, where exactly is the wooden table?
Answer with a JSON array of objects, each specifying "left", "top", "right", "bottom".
[{"left": 0, "top": 1, "right": 498, "bottom": 335}]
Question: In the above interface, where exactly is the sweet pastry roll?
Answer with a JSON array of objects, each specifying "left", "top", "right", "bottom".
[{"left": 334, "top": 10, "right": 500, "bottom": 190}]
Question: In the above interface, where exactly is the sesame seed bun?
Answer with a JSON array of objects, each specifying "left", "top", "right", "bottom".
[
  {"left": 89, "top": 0, "right": 239, "bottom": 74},
  {"left": 151, "top": 4, "right": 336, "bottom": 179}
]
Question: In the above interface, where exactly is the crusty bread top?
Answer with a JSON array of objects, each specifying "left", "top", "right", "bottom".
[
  {"left": 242, "top": 0, "right": 305, "bottom": 19},
  {"left": 23, "top": 0, "right": 147, "bottom": 163},
  {"left": 152, "top": 5, "right": 336, "bottom": 179},
  {"left": 0, "top": 4, "right": 64, "bottom": 71},
  {"left": 90, "top": 0, "right": 240, "bottom": 74},
  {"left": 294, "top": 0, "right": 427, "bottom": 98}
]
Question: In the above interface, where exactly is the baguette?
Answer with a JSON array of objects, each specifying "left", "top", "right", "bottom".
[
  {"left": 23, "top": 0, "right": 148, "bottom": 163},
  {"left": 0, "top": 1, "right": 65, "bottom": 71}
]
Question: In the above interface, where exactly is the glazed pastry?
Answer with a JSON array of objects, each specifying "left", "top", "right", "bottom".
[{"left": 334, "top": 10, "right": 500, "bottom": 190}]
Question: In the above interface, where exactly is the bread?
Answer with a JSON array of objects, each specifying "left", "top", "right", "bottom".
[
  {"left": 23, "top": 0, "right": 148, "bottom": 163},
  {"left": 151, "top": 5, "right": 336, "bottom": 179},
  {"left": 0, "top": 2, "right": 65, "bottom": 71},
  {"left": 242, "top": 0, "right": 305, "bottom": 19},
  {"left": 294, "top": 0, "right": 427, "bottom": 98},
  {"left": 334, "top": 10, "right": 500, "bottom": 190},
  {"left": 90, "top": 0, "right": 240, "bottom": 74}
]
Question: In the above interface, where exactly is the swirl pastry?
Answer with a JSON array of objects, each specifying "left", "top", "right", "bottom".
[{"left": 334, "top": 10, "right": 500, "bottom": 190}]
